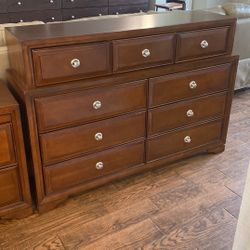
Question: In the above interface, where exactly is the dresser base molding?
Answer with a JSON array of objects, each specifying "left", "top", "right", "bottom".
[
  {"left": 37, "top": 141, "right": 224, "bottom": 213},
  {"left": 0, "top": 203, "right": 33, "bottom": 220}
]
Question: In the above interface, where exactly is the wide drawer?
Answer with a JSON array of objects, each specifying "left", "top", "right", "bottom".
[
  {"left": 62, "top": 7, "right": 108, "bottom": 20},
  {"left": 147, "top": 120, "right": 222, "bottom": 161},
  {"left": 113, "top": 34, "right": 175, "bottom": 72},
  {"left": 149, "top": 63, "right": 231, "bottom": 107},
  {"left": 62, "top": 0, "right": 108, "bottom": 8},
  {"left": 32, "top": 42, "right": 111, "bottom": 86},
  {"left": 7, "top": 0, "right": 61, "bottom": 12},
  {"left": 44, "top": 141, "right": 145, "bottom": 194},
  {"left": 0, "top": 122, "right": 16, "bottom": 167},
  {"left": 40, "top": 111, "right": 146, "bottom": 166},
  {"left": 148, "top": 93, "right": 227, "bottom": 135},
  {"left": 35, "top": 80, "right": 147, "bottom": 132},
  {"left": 9, "top": 10, "right": 62, "bottom": 23},
  {"left": 176, "top": 27, "right": 230, "bottom": 62},
  {"left": 0, "top": 167, "right": 21, "bottom": 206}
]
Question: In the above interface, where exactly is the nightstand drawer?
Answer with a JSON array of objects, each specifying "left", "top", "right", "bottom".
[
  {"left": 32, "top": 42, "right": 111, "bottom": 85},
  {"left": 0, "top": 167, "right": 21, "bottom": 206},
  {"left": 148, "top": 93, "right": 227, "bottom": 135},
  {"left": 40, "top": 111, "right": 146, "bottom": 166},
  {"left": 35, "top": 80, "right": 147, "bottom": 132},
  {"left": 0, "top": 122, "right": 16, "bottom": 167},
  {"left": 113, "top": 34, "right": 175, "bottom": 72},
  {"left": 44, "top": 141, "right": 145, "bottom": 194},
  {"left": 147, "top": 120, "right": 222, "bottom": 161},
  {"left": 176, "top": 27, "right": 230, "bottom": 62},
  {"left": 149, "top": 63, "right": 231, "bottom": 107}
]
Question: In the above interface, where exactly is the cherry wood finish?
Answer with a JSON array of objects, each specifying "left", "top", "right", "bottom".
[
  {"left": 6, "top": 12, "right": 238, "bottom": 213},
  {"left": 0, "top": 81, "right": 32, "bottom": 218}
]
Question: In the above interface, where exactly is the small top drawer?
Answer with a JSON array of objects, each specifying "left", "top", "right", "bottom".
[
  {"left": 35, "top": 80, "right": 147, "bottom": 132},
  {"left": 113, "top": 34, "right": 175, "bottom": 72},
  {"left": 149, "top": 63, "right": 231, "bottom": 107},
  {"left": 0, "top": 122, "right": 16, "bottom": 168},
  {"left": 176, "top": 27, "right": 230, "bottom": 62},
  {"left": 32, "top": 42, "right": 111, "bottom": 86}
]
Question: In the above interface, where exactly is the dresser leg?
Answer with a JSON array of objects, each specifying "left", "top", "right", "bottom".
[{"left": 207, "top": 144, "right": 225, "bottom": 154}]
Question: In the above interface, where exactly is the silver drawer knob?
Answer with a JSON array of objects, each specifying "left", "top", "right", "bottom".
[
  {"left": 71, "top": 15, "right": 75, "bottom": 19},
  {"left": 51, "top": 17, "right": 55, "bottom": 21},
  {"left": 93, "top": 100, "right": 102, "bottom": 110},
  {"left": 201, "top": 40, "right": 209, "bottom": 49},
  {"left": 95, "top": 132, "right": 103, "bottom": 141},
  {"left": 17, "top": 1, "right": 22, "bottom": 6},
  {"left": 184, "top": 136, "right": 192, "bottom": 144},
  {"left": 96, "top": 162, "right": 104, "bottom": 170},
  {"left": 189, "top": 81, "right": 197, "bottom": 89},
  {"left": 71, "top": 58, "right": 80, "bottom": 68},
  {"left": 142, "top": 49, "right": 151, "bottom": 58},
  {"left": 50, "top": 0, "right": 54, "bottom": 3},
  {"left": 186, "top": 109, "right": 194, "bottom": 117}
]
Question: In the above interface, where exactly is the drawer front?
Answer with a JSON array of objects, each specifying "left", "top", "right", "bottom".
[
  {"left": 35, "top": 80, "right": 147, "bottom": 132},
  {"left": 109, "top": 0, "right": 148, "bottom": 6},
  {"left": 44, "top": 141, "right": 145, "bottom": 194},
  {"left": 62, "top": 0, "right": 108, "bottom": 8},
  {"left": 149, "top": 63, "right": 231, "bottom": 107},
  {"left": 62, "top": 7, "right": 108, "bottom": 20},
  {"left": 0, "top": 167, "right": 21, "bottom": 206},
  {"left": 9, "top": 10, "right": 62, "bottom": 23},
  {"left": 113, "top": 34, "right": 175, "bottom": 72},
  {"left": 7, "top": 0, "right": 61, "bottom": 12},
  {"left": 40, "top": 111, "right": 146, "bottom": 165},
  {"left": 32, "top": 42, "right": 111, "bottom": 85},
  {"left": 0, "top": 0, "right": 7, "bottom": 13},
  {"left": 147, "top": 120, "right": 222, "bottom": 161},
  {"left": 176, "top": 27, "right": 230, "bottom": 62},
  {"left": 148, "top": 93, "right": 227, "bottom": 135},
  {"left": 109, "top": 4, "right": 148, "bottom": 14},
  {"left": 0, "top": 123, "right": 16, "bottom": 167}
]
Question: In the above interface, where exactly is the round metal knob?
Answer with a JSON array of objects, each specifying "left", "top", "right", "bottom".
[
  {"left": 96, "top": 162, "right": 104, "bottom": 170},
  {"left": 186, "top": 109, "right": 194, "bottom": 117},
  {"left": 95, "top": 132, "right": 103, "bottom": 141},
  {"left": 99, "top": 13, "right": 102, "bottom": 16},
  {"left": 142, "top": 49, "right": 151, "bottom": 58},
  {"left": 51, "top": 17, "right": 55, "bottom": 21},
  {"left": 116, "top": 12, "right": 119, "bottom": 15},
  {"left": 189, "top": 81, "right": 197, "bottom": 89},
  {"left": 71, "top": 15, "right": 75, "bottom": 19},
  {"left": 50, "top": 0, "right": 54, "bottom": 3},
  {"left": 201, "top": 40, "right": 209, "bottom": 49},
  {"left": 19, "top": 19, "right": 23, "bottom": 22},
  {"left": 71, "top": 58, "right": 80, "bottom": 68},
  {"left": 93, "top": 100, "right": 102, "bottom": 110},
  {"left": 184, "top": 136, "right": 192, "bottom": 144},
  {"left": 17, "top": 1, "right": 22, "bottom": 6},
  {"left": 70, "top": 0, "right": 74, "bottom": 2}
]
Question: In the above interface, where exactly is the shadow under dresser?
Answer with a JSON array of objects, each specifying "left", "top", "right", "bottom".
[{"left": 5, "top": 11, "right": 239, "bottom": 213}]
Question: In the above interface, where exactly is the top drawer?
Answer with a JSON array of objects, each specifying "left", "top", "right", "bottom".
[
  {"left": 7, "top": 0, "right": 61, "bottom": 12},
  {"left": 32, "top": 42, "right": 111, "bottom": 86},
  {"left": 113, "top": 34, "right": 175, "bottom": 72},
  {"left": 0, "top": 121, "right": 16, "bottom": 168},
  {"left": 35, "top": 80, "right": 147, "bottom": 132},
  {"left": 176, "top": 27, "right": 230, "bottom": 62}
]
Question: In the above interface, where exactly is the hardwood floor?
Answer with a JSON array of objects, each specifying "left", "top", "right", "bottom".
[{"left": 0, "top": 89, "right": 249, "bottom": 249}]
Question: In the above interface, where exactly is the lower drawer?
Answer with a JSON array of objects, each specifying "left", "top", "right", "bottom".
[
  {"left": 147, "top": 120, "right": 222, "bottom": 161},
  {"left": 40, "top": 111, "right": 146, "bottom": 166},
  {"left": 44, "top": 141, "right": 145, "bottom": 194},
  {"left": 148, "top": 93, "right": 227, "bottom": 135},
  {"left": 0, "top": 166, "right": 21, "bottom": 207}
]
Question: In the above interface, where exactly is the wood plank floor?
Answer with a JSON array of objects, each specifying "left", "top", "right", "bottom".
[{"left": 0, "top": 89, "right": 250, "bottom": 250}]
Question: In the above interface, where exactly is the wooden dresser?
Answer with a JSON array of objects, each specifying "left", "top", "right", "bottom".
[
  {"left": 5, "top": 11, "right": 238, "bottom": 212},
  {"left": 0, "top": 81, "right": 32, "bottom": 218},
  {"left": 0, "top": 0, "right": 149, "bottom": 24}
]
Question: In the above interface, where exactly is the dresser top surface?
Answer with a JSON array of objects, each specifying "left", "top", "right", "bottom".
[{"left": 6, "top": 11, "right": 236, "bottom": 45}]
